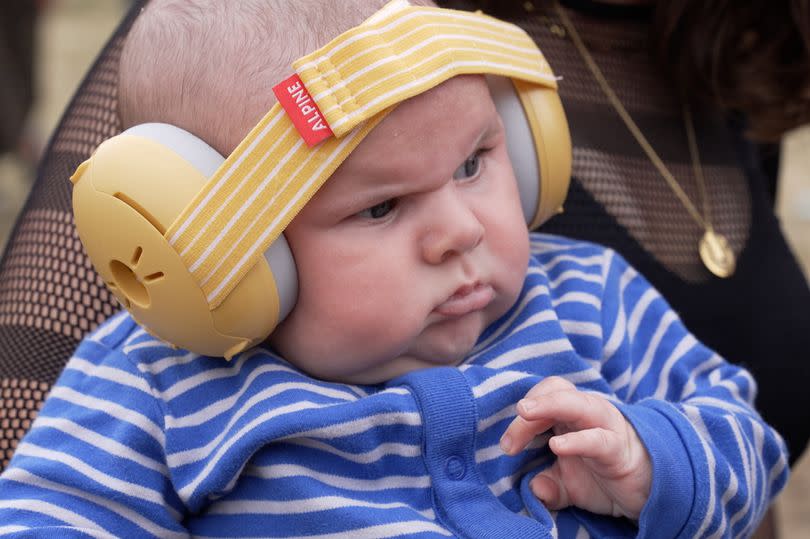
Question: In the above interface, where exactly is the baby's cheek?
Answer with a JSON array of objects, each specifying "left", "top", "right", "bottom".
[
  {"left": 500, "top": 229, "right": 530, "bottom": 295},
  {"left": 284, "top": 297, "right": 426, "bottom": 377}
]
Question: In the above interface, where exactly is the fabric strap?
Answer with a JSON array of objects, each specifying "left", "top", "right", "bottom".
[{"left": 164, "top": 0, "right": 557, "bottom": 309}]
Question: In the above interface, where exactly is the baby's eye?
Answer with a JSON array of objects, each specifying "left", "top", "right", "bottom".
[
  {"left": 357, "top": 199, "right": 397, "bottom": 220},
  {"left": 452, "top": 150, "right": 484, "bottom": 181}
]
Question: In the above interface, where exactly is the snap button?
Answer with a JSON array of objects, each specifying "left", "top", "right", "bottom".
[{"left": 445, "top": 455, "right": 466, "bottom": 480}]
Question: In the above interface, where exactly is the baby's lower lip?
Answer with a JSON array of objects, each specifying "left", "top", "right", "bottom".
[{"left": 435, "top": 283, "right": 495, "bottom": 317}]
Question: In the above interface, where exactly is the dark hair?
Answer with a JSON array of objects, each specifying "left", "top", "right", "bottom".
[
  {"left": 655, "top": 0, "right": 810, "bottom": 142},
  {"left": 439, "top": 0, "right": 810, "bottom": 142}
]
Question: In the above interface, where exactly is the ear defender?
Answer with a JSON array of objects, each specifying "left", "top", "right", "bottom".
[
  {"left": 70, "top": 1, "right": 571, "bottom": 359},
  {"left": 71, "top": 124, "right": 298, "bottom": 359},
  {"left": 487, "top": 76, "right": 571, "bottom": 229}
]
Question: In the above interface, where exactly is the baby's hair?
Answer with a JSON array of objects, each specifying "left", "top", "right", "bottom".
[{"left": 119, "top": 0, "right": 435, "bottom": 155}]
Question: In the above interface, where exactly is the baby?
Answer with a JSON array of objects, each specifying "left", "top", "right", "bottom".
[{"left": 0, "top": 0, "right": 788, "bottom": 537}]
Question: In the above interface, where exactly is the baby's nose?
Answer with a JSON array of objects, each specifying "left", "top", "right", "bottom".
[{"left": 420, "top": 189, "right": 484, "bottom": 264}]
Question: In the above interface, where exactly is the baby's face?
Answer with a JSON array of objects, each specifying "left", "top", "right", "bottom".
[{"left": 268, "top": 75, "right": 529, "bottom": 384}]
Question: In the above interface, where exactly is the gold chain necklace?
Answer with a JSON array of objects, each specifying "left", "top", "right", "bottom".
[{"left": 552, "top": 1, "right": 736, "bottom": 278}]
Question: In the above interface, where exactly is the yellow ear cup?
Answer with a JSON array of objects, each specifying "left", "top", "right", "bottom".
[
  {"left": 71, "top": 128, "right": 288, "bottom": 359},
  {"left": 513, "top": 78, "right": 572, "bottom": 230},
  {"left": 487, "top": 76, "right": 572, "bottom": 230}
]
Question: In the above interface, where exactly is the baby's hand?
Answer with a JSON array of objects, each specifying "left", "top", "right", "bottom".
[{"left": 500, "top": 377, "right": 651, "bottom": 520}]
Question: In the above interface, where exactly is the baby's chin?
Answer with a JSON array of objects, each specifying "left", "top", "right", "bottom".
[
  {"left": 322, "top": 353, "right": 469, "bottom": 386},
  {"left": 267, "top": 339, "right": 464, "bottom": 385},
  {"left": 271, "top": 309, "right": 492, "bottom": 385},
  {"left": 332, "top": 313, "right": 492, "bottom": 384}
]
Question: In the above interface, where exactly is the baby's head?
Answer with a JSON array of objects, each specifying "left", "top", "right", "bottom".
[
  {"left": 120, "top": 0, "right": 434, "bottom": 154},
  {"left": 119, "top": 0, "right": 530, "bottom": 384}
]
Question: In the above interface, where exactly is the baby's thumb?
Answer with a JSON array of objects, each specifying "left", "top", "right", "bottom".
[{"left": 530, "top": 466, "right": 570, "bottom": 510}]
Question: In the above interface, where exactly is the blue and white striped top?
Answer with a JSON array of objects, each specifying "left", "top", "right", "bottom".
[{"left": 0, "top": 234, "right": 788, "bottom": 538}]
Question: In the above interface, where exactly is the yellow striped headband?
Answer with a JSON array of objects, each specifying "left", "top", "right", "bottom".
[{"left": 70, "top": 0, "right": 571, "bottom": 358}]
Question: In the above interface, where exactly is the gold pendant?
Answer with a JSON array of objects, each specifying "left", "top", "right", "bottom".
[{"left": 699, "top": 229, "right": 736, "bottom": 278}]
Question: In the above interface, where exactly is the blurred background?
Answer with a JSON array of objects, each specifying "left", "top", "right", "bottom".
[{"left": 0, "top": 0, "right": 808, "bottom": 535}]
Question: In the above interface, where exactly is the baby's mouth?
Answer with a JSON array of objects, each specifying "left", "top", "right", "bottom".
[{"left": 434, "top": 282, "right": 495, "bottom": 317}]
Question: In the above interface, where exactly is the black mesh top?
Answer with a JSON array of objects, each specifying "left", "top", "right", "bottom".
[
  {"left": 0, "top": 3, "right": 142, "bottom": 469},
  {"left": 0, "top": 0, "right": 807, "bottom": 471}
]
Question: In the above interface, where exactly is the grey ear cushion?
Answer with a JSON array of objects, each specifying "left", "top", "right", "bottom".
[
  {"left": 124, "top": 123, "right": 224, "bottom": 178},
  {"left": 121, "top": 123, "right": 299, "bottom": 323},
  {"left": 486, "top": 75, "right": 540, "bottom": 225},
  {"left": 262, "top": 235, "right": 298, "bottom": 322}
]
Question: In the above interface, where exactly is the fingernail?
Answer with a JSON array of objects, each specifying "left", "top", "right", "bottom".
[
  {"left": 519, "top": 398, "right": 536, "bottom": 413},
  {"left": 500, "top": 434, "right": 512, "bottom": 453}
]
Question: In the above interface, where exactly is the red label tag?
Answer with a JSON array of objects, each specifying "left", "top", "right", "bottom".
[{"left": 273, "top": 74, "right": 334, "bottom": 147}]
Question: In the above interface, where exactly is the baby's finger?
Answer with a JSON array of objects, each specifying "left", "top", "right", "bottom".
[
  {"left": 500, "top": 415, "right": 554, "bottom": 455},
  {"left": 516, "top": 390, "right": 620, "bottom": 432},
  {"left": 530, "top": 466, "right": 571, "bottom": 511},
  {"left": 522, "top": 376, "right": 576, "bottom": 400},
  {"left": 549, "top": 427, "right": 622, "bottom": 468}
]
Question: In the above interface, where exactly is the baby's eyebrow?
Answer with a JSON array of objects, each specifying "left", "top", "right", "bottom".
[
  {"left": 355, "top": 178, "right": 414, "bottom": 206},
  {"left": 473, "top": 113, "right": 504, "bottom": 147},
  {"left": 319, "top": 175, "right": 405, "bottom": 217},
  {"left": 459, "top": 117, "right": 501, "bottom": 160}
]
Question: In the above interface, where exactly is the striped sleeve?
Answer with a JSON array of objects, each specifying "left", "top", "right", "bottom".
[
  {"left": 597, "top": 249, "right": 789, "bottom": 539},
  {"left": 0, "top": 315, "right": 188, "bottom": 538}
]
